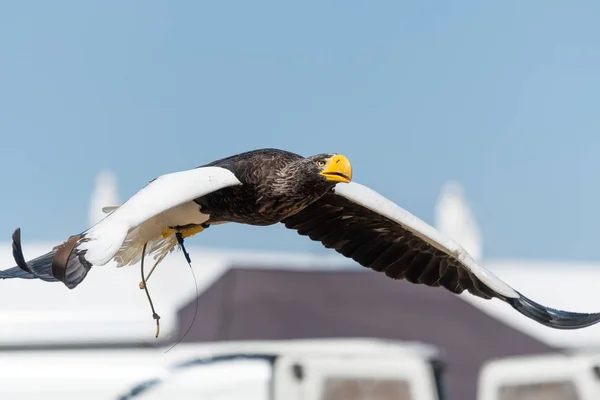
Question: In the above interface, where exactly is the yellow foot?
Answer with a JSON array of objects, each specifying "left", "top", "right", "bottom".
[
  {"left": 161, "top": 224, "right": 205, "bottom": 239},
  {"left": 140, "top": 225, "right": 206, "bottom": 290}
]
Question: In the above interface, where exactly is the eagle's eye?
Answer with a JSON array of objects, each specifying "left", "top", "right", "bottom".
[{"left": 317, "top": 160, "right": 326, "bottom": 168}]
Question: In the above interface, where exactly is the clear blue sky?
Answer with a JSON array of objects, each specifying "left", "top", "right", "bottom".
[{"left": 2, "top": 1, "right": 600, "bottom": 261}]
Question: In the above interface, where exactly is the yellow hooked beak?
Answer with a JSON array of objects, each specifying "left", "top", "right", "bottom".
[{"left": 320, "top": 154, "right": 353, "bottom": 183}]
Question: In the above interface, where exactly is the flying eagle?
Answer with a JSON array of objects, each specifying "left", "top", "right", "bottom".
[{"left": 2, "top": 148, "right": 599, "bottom": 330}]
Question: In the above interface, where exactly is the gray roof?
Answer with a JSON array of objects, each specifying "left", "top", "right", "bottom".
[{"left": 175, "top": 267, "right": 554, "bottom": 400}]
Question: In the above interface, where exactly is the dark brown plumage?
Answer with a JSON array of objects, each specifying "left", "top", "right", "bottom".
[
  {"left": 282, "top": 193, "right": 499, "bottom": 301},
  {"left": 195, "top": 148, "right": 344, "bottom": 225}
]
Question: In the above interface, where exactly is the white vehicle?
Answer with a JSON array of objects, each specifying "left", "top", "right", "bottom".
[
  {"left": 0, "top": 338, "right": 445, "bottom": 400},
  {"left": 477, "top": 351, "right": 600, "bottom": 400}
]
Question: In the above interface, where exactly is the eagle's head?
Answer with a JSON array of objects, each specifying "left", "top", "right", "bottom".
[{"left": 272, "top": 153, "right": 353, "bottom": 199}]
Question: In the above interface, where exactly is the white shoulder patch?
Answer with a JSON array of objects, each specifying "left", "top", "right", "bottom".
[
  {"left": 333, "top": 182, "right": 518, "bottom": 299},
  {"left": 81, "top": 166, "right": 241, "bottom": 266},
  {"left": 105, "top": 166, "right": 241, "bottom": 231}
]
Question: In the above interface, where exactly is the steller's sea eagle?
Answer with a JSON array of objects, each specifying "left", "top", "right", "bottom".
[{"left": 2, "top": 148, "right": 599, "bottom": 330}]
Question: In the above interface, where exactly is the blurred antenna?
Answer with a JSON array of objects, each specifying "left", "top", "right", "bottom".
[
  {"left": 88, "top": 170, "right": 120, "bottom": 226},
  {"left": 434, "top": 181, "right": 483, "bottom": 263}
]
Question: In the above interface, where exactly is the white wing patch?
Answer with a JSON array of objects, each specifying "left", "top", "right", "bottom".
[
  {"left": 333, "top": 182, "right": 519, "bottom": 299},
  {"left": 79, "top": 166, "right": 242, "bottom": 266}
]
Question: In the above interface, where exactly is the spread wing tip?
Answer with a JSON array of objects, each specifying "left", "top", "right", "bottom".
[
  {"left": 0, "top": 266, "right": 38, "bottom": 279},
  {"left": 507, "top": 291, "right": 600, "bottom": 330},
  {"left": 1, "top": 228, "right": 90, "bottom": 288},
  {"left": 0, "top": 227, "right": 58, "bottom": 282}
]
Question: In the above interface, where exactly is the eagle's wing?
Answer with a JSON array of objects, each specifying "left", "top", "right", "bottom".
[
  {"left": 282, "top": 181, "right": 600, "bottom": 330},
  {"left": 0, "top": 166, "right": 241, "bottom": 289}
]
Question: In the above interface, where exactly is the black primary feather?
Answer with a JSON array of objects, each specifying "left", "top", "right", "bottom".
[
  {"left": 0, "top": 228, "right": 57, "bottom": 282},
  {"left": 0, "top": 228, "right": 91, "bottom": 289},
  {"left": 507, "top": 291, "right": 600, "bottom": 329}
]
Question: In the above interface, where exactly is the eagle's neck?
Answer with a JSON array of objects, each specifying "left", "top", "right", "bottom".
[{"left": 268, "top": 160, "right": 333, "bottom": 204}]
